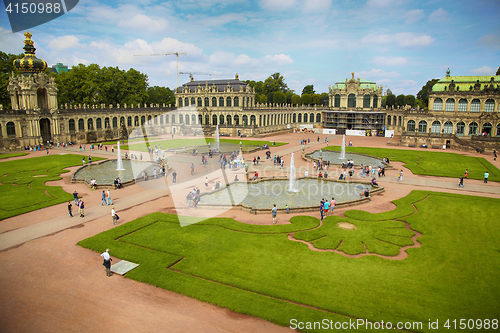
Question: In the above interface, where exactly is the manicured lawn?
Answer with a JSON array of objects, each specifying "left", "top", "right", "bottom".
[
  {"left": 0, "top": 152, "right": 29, "bottom": 159},
  {"left": 324, "top": 146, "right": 500, "bottom": 182},
  {"left": 79, "top": 191, "right": 500, "bottom": 332},
  {"left": 121, "top": 138, "right": 287, "bottom": 151},
  {"left": 101, "top": 137, "right": 161, "bottom": 145},
  {"left": 0, "top": 154, "right": 105, "bottom": 220}
]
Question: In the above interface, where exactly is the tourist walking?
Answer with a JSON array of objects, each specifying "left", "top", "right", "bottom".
[
  {"left": 272, "top": 204, "right": 278, "bottom": 224},
  {"left": 78, "top": 199, "right": 85, "bottom": 217},
  {"left": 111, "top": 206, "right": 119, "bottom": 225},
  {"left": 494, "top": 150, "right": 497, "bottom": 161},
  {"left": 101, "top": 249, "right": 112, "bottom": 277},
  {"left": 172, "top": 171, "right": 177, "bottom": 183},
  {"left": 484, "top": 172, "right": 489, "bottom": 183},
  {"left": 319, "top": 200, "right": 324, "bottom": 221},
  {"left": 324, "top": 199, "right": 330, "bottom": 217},
  {"left": 106, "top": 189, "right": 113, "bottom": 205},
  {"left": 398, "top": 170, "right": 403, "bottom": 182},
  {"left": 330, "top": 197, "right": 336, "bottom": 216},
  {"left": 68, "top": 202, "right": 72, "bottom": 217},
  {"left": 73, "top": 190, "right": 79, "bottom": 205},
  {"left": 458, "top": 176, "right": 464, "bottom": 188},
  {"left": 101, "top": 190, "right": 107, "bottom": 205}
]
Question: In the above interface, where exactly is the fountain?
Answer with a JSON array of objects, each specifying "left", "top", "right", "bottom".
[
  {"left": 215, "top": 125, "right": 220, "bottom": 151},
  {"left": 116, "top": 141, "right": 125, "bottom": 171},
  {"left": 340, "top": 134, "right": 346, "bottom": 160},
  {"left": 288, "top": 153, "right": 299, "bottom": 192}
]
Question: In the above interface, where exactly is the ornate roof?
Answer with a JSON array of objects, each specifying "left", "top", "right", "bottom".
[
  {"left": 175, "top": 74, "right": 251, "bottom": 94},
  {"left": 331, "top": 72, "right": 379, "bottom": 91},
  {"left": 13, "top": 31, "right": 47, "bottom": 76},
  {"left": 432, "top": 72, "right": 500, "bottom": 92}
]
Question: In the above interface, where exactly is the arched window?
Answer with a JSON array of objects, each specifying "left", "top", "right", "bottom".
[
  {"left": 134, "top": 116, "right": 139, "bottom": 126},
  {"left": 219, "top": 97, "right": 224, "bottom": 107},
  {"left": 204, "top": 97, "right": 209, "bottom": 107},
  {"left": 79, "top": 119, "right": 85, "bottom": 131},
  {"left": 387, "top": 115, "right": 392, "bottom": 125},
  {"left": 250, "top": 115, "right": 256, "bottom": 125},
  {"left": 191, "top": 97, "right": 195, "bottom": 106},
  {"left": 496, "top": 124, "right": 500, "bottom": 137},
  {"left": 6, "top": 121, "right": 16, "bottom": 135},
  {"left": 471, "top": 99, "right": 480, "bottom": 112},
  {"left": 407, "top": 120, "right": 415, "bottom": 132},
  {"left": 242, "top": 115, "right": 248, "bottom": 125},
  {"left": 158, "top": 116, "right": 163, "bottom": 125},
  {"left": 398, "top": 116, "right": 402, "bottom": 126},
  {"left": 348, "top": 94, "right": 356, "bottom": 108},
  {"left": 373, "top": 95, "right": 378, "bottom": 108},
  {"left": 198, "top": 115, "right": 203, "bottom": 124},
  {"left": 485, "top": 99, "right": 495, "bottom": 112},
  {"left": 458, "top": 99, "right": 467, "bottom": 111},
  {"left": 113, "top": 117, "right": 118, "bottom": 128},
  {"left": 94, "top": 118, "right": 101, "bottom": 129},
  {"left": 445, "top": 98, "right": 455, "bottom": 111},
  {"left": 226, "top": 115, "right": 232, "bottom": 125},
  {"left": 302, "top": 113, "right": 308, "bottom": 122},
  {"left": 148, "top": 115, "right": 152, "bottom": 123},
  {"left": 184, "top": 98, "right": 189, "bottom": 106},
  {"left": 153, "top": 116, "right": 158, "bottom": 125},
  {"left": 212, "top": 97, "right": 217, "bottom": 107},
  {"left": 482, "top": 123, "right": 492, "bottom": 136},
  {"left": 205, "top": 115, "right": 209, "bottom": 124},
  {"left": 139, "top": 116, "right": 145, "bottom": 125},
  {"left": 234, "top": 115, "right": 239, "bottom": 125},
  {"left": 68, "top": 119, "right": 75, "bottom": 131},
  {"left": 104, "top": 118, "right": 110, "bottom": 128},
  {"left": 120, "top": 117, "right": 125, "bottom": 126},
  {"left": 334, "top": 94, "right": 340, "bottom": 107},
  {"left": 468, "top": 122, "right": 478, "bottom": 135},
  {"left": 433, "top": 98, "right": 443, "bottom": 111},
  {"left": 226, "top": 97, "right": 232, "bottom": 107},
  {"left": 192, "top": 114, "right": 196, "bottom": 124},
  {"left": 234, "top": 97, "right": 239, "bottom": 107},
  {"left": 363, "top": 94, "right": 370, "bottom": 108},
  {"left": 178, "top": 98, "right": 183, "bottom": 107},
  {"left": 212, "top": 115, "right": 217, "bottom": 125},
  {"left": 456, "top": 122, "right": 465, "bottom": 135},
  {"left": 431, "top": 121, "right": 441, "bottom": 133},
  {"left": 219, "top": 115, "right": 224, "bottom": 125},
  {"left": 298, "top": 113, "right": 302, "bottom": 122},
  {"left": 185, "top": 115, "right": 190, "bottom": 125},
  {"left": 171, "top": 115, "right": 176, "bottom": 123},
  {"left": 316, "top": 113, "right": 321, "bottom": 123},
  {"left": 197, "top": 97, "right": 202, "bottom": 107},
  {"left": 393, "top": 116, "right": 397, "bottom": 125},
  {"left": 87, "top": 118, "right": 94, "bottom": 130},
  {"left": 443, "top": 121, "right": 453, "bottom": 134},
  {"left": 179, "top": 114, "right": 184, "bottom": 123},
  {"left": 165, "top": 115, "right": 169, "bottom": 124},
  {"left": 418, "top": 120, "right": 427, "bottom": 133},
  {"left": 293, "top": 114, "right": 296, "bottom": 123}
]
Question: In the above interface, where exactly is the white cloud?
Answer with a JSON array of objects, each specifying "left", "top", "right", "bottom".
[
  {"left": 117, "top": 14, "right": 168, "bottom": 32},
  {"left": 356, "top": 69, "right": 401, "bottom": 78},
  {"left": 478, "top": 33, "right": 500, "bottom": 49},
  {"left": 259, "top": 0, "right": 298, "bottom": 11},
  {"left": 372, "top": 56, "right": 408, "bottom": 66},
  {"left": 72, "top": 55, "right": 89, "bottom": 65},
  {"left": 303, "top": 0, "right": 331, "bottom": 13},
  {"left": 48, "top": 35, "right": 80, "bottom": 51},
  {"left": 210, "top": 52, "right": 293, "bottom": 68},
  {"left": 195, "top": 13, "right": 249, "bottom": 27},
  {"left": 263, "top": 54, "right": 294, "bottom": 65},
  {"left": 0, "top": 28, "right": 25, "bottom": 54},
  {"left": 469, "top": 66, "right": 496, "bottom": 75},
  {"left": 429, "top": 8, "right": 448, "bottom": 22},
  {"left": 362, "top": 32, "right": 434, "bottom": 47},
  {"left": 366, "top": 0, "right": 402, "bottom": 7},
  {"left": 404, "top": 9, "right": 425, "bottom": 24}
]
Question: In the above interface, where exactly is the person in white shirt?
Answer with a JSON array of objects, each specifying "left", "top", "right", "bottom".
[
  {"left": 101, "top": 249, "right": 112, "bottom": 277},
  {"left": 111, "top": 207, "right": 117, "bottom": 225}
]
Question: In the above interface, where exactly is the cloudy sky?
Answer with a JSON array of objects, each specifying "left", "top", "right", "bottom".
[{"left": 1, "top": 0, "right": 499, "bottom": 96}]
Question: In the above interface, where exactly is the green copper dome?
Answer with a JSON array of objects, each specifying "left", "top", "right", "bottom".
[{"left": 13, "top": 31, "right": 47, "bottom": 76}]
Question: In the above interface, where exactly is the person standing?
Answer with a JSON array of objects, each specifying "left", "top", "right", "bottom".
[
  {"left": 101, "top": 249, "right": 112, "bottom": 277},
  {"left": 484, "top": 172, "right": 489, "bottom": 183},
  {"left": 101, "top": 190, "right": 107, "bottom": 205},
  {"left": 172, "top": 171, "right": 177, "bottom": 183},
  {"left": 494, "top": 150, "right": 497, "bottom": 161},
  {"left": 324, "top": 199, "right": 330, "bottom": 217},
  {"left": 458, "top": 176, "right": 464, "bottom": 188},
  {"left": 111, "top": 206, "right": 118, "bottom": 225},
  {"left": 330, "top": 197, "right": 336, "bottom": 216},
  {"left": 319, "top": 200, "right": 324, "bottom": 221},
  {"left": 106, "top": 189, "right": 112, "bottom": 205},
  {"left": 272, "top": 204, "right": 278, "bottom": 224},
  {"left": 73, "top": 190, "right": 79, "bottom": 205},
  {"left": 78, "top": 199, "right": 85, "bottom": 217},
  {"left": 205, "top": 177, "right": 209, "bottom": 190},
  {"left": 398, "top": 169, "right": 403, "bottom": 182},
  {"left": 68, "top": 202, "right": 73, "bottom": 217},
  {"left": 464, "top": 169, "right": 468, "bottom": 179}
]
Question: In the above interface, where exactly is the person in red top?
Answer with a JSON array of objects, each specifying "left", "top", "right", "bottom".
[
  {"left": 254, "top": 171, "right": 259, "bottom": 180},
  {"left": 330, "top": 197, "right": 336, "bottom": 216}
]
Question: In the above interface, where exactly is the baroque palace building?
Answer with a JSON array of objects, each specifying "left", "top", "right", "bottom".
[
  {"left": 386, "top": 69, "right": 500, "bottom": 149},
  {"left": 324, "top": 73, "right": 385, "bottom": 133}
]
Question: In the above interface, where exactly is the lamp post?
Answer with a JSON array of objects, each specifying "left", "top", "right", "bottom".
[
  {"left": 245, "top": 162, "right": 248, "bottom": 175},
  {"left": 302, "top": 144, "right": 305, "bottom": 154},
  {"left": 239, "top": 141, "right": 242, "bottom": 151},
  {"left": 208, "top": 142, "right": 211, "bottom": 153}
]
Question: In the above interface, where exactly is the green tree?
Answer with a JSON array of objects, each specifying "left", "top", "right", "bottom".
[
  {"left": 0, "top": 51, "right": 23, "bottom": 110},
  {"left": 244, "top": 80, "right": 264, "bottom": 95},
  {"left": 396, "top": 94, "right": 405, "bottom": 107},
  {"left": 302, "top": 84, "right": 315, "bottom": 95},
  {"left": 496, "top": 67, "right": 500, "bottom": 75},
  {"left": 273, "top": 91, "right": 286, "bottom": 104},
  {"left": 147, "top": 86, "right": 175, "bottom": 106},
  {"left": 301, "top": 93, "right": 312, "bottom": 105},
  {"left": 263, "top": 72, "right": 290, "bottom": 95},
  {"left": 319, "top": 92, "right": 329, "bottom": 106},
  {"left": 291, "top": 94, "right": 301, "bottom": 105},
  {"left": 386, "top": 94, "right": 396, "bottom": 108},
  {"left": 404, "top": 95, "right": 416, "bottom": 107},
  {"left": 257, "top": 94, "right": 267, "bottom": 104},
  {"left": 416, "top": 78, "right": 439, "bottom": 109},
  {"left": 311, "top": 94, "right": 320, "bottom": 105}
]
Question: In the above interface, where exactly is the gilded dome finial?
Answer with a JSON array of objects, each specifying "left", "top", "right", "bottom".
[{"left": 24, "top": 31, "right": 34, "bottom": 46}]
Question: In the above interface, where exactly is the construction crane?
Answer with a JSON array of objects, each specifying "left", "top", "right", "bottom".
[
  {"left": 134, "top": 52, "right": 187, "bottom": 88},
  {"left": 179, "top": 72, "right": 224, "bottom": 82}
]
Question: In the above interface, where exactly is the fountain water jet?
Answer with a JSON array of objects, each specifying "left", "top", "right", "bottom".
[
  {"left": 116, "top": 141, "right": 125, "bottom": 171},
  {"left": 339, "top": 134, "right": 346, "bottom": 160},
  {"left": 215, "top": 125, "right": 220, "bottom": 151},
  {"left": 288, "top": 153, "right": 299, "bottom": 192}
]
